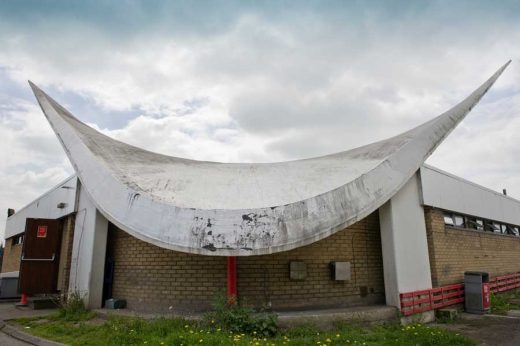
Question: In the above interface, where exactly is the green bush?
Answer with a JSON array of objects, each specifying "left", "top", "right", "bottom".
[{"left": 204, "top": 294, "right": 278, "bottom": 337}]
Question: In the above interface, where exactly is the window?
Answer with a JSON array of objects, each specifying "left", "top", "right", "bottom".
[
  {"left": 12, "top": 234, "right": 23, "bottom": 246},
  {"left": 442, "top": 209, "right": 520, "bottom": 238},
  {"left": 443, "top": 212, "right": 464, "bottom": 227},
  {"left": 443, "top": 213, "right": 454, "bottom": 225},
  {"left": 505, "top": 225, "right": 518, "bottom": 236},
  {"left": 493, "top": 222, "right": 502, "bottom": 234},
  {"left": 453, "top": 214, "right": 465, "bottom": 227},
  {"left": 466, "top": 217, "right": 484, "bottom": 231}
]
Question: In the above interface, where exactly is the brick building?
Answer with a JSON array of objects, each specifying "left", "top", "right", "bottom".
[{"left": 1, "top": 62, "right": 518, "bottom": 322}]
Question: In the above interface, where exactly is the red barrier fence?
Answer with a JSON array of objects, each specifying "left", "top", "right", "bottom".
[
  {"left": 489, "top": 273, "right": 520, "bottom": 293},
  {"left": 400, "top": 283, "right": 465, "bottom": 316},
  {"left": 400, "top": 272, "right": 520, "bottom": 316}
]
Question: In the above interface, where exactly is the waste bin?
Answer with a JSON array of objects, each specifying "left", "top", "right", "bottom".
[{"left": 464, "top": 271, "right": 490, "bottom": 314}]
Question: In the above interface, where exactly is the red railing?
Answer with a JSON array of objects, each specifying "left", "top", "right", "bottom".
[
  {"left": 489, "top": 273, "right": 520, "bottom": 293},
  {"left": 400, "top": 272, "right": 520, "bottom": 316},
  {"left": 400, "top": 284, "right": 465, "bottom": 316}
]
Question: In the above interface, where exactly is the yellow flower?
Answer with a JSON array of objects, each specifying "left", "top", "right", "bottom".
[
  {"left": 336, "top": 334, "right": 340, "bottom": 338},
  {"left": 326, "top": 338, "right": 331, "bottom": 343}
]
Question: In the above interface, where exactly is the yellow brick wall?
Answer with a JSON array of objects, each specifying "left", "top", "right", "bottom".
[
  {"left": 1, "top": 237, "right": 22, "bottom": 273},
  {"left": 425, "top": 207, "right": 520, "bottom": 286},
  {"left": 109, "top": 212, "right": 385, "bottom": 312},
  {"left": 57, "top": 214, "right": 75, "bottom": 292}
]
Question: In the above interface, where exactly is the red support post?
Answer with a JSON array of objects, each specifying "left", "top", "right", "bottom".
[{"left": 227, "top": 256, "right": 237, "bottom": 304}]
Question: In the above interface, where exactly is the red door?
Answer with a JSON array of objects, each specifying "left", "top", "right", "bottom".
[{"left": 19, "top": 218, "right": 62, "bottom": 295}]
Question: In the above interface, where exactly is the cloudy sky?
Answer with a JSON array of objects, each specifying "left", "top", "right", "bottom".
[{"left": 1, "top": 0, "right": 519, "bottom": 241}]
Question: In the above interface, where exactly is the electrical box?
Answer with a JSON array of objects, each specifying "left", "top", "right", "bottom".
[
  {"left": 330, "top": 261, "right": 351, "bottom": 281},
  {"left": 464, "top": 271, "right": 490, "bottom": 314},
  {"left": 289, "top": 261, "right": 307, "bottom": 280}
]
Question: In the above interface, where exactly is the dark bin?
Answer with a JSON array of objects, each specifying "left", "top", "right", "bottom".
[{"left": 464, "top": 271, "right": 490, "bottom": 314}]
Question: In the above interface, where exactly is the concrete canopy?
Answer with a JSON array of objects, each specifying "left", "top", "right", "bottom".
[{"left": 29, "top": 61, "right": 510, "bottom": 256}]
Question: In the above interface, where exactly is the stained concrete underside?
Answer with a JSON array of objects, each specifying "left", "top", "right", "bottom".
[{"left": 29, "top": 62, "right": 509, "bottom": 256}]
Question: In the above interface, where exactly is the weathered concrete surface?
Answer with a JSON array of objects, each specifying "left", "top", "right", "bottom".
[{"left": 29, "top": 61, "right": 510, "bottom": 256}]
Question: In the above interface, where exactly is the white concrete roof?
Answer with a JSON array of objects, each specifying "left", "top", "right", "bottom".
[{"left": 29, "top": 61, "right": 509, "bottom": 256}]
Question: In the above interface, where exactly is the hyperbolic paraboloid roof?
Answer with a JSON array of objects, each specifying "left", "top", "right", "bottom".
[{"left": 30, "top": 61, "right": 510, "bottom": 256}]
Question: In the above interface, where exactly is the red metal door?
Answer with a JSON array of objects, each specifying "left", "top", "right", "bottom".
[{"left": 19, "top": 218, "right": 62, "bottom": 295}]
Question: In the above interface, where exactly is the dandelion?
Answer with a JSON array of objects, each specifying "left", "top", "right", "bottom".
[
  {"left": 326, "top": 337, "right": 332, "bottom": 342},
  {"left": 199, "top": 339, "right": 203, "bottom": 343},
  {"left": 336, "top": 334, "right": 340, "bottom": 338}
]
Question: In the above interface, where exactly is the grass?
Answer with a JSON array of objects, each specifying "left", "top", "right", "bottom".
[
  {"left": 490, "top": 289, "right": 520, "bottom": 315},
  {"left": 11, "top": 314, "right": 475, "bottom": 346}
]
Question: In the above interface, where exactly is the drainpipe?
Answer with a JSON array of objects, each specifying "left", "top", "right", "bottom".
[{"left": 227, "top": 256, "right": 237, "bottom": 304}]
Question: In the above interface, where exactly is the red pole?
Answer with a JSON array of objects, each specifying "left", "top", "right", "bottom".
[{"left": 227, "top": 256, "right": 237, "bottom": 304}]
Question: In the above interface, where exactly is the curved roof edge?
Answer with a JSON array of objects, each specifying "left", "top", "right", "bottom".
[{"left": 29, "top": 61, "right": 510, "bottom": 256}]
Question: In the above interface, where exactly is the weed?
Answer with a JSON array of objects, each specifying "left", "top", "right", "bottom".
[
  {"left": 204, "top": 294, "right": 278, "bottom": 337},
  {"left": 55, "top": 291, "right": 94, "bottom": 321}
]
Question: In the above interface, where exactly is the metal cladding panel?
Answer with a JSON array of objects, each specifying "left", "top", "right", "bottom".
[
  {"left": 5, "top": 176, "right": 78, "bottom": 239},
  {"left": 28, "top": 61, "right": 510, "bottom": 256},
  {"left": 420, "top": 164, "right": 520, "bottom": 225}
]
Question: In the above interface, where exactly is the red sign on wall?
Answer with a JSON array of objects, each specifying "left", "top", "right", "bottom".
[{"left": 37, "top": 225, "right": 48, "bottom": 238}]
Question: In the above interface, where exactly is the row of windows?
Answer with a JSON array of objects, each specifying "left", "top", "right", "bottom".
[{"left": 443, "top": 211, "right": 520, "bottom": 236}]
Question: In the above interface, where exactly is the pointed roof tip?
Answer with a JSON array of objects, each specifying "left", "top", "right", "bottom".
[{"left": 28, "top": 80, "right": 41, "bottom": 94}]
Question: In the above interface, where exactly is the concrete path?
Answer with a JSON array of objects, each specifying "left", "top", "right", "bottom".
[
  {"left": 435, "top": 313, "right": 520, "bottom": 346},
  {"left": 0, "top": 301, "right": 58, "bottom": 345},
  {"left": 0, "top": 330, "right": 30, "bottom": 346}
]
